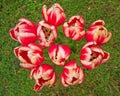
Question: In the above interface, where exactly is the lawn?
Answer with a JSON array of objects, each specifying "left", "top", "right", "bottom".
[{"left": 0, "top": 0, "right": 120, "bottom": 96}]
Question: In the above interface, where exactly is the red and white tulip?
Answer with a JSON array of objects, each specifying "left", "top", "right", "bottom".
[
  {"left": 37, "top": 21, "right": 57, "bottom": 47},
  {"left": 9, "top": 18, "right": 37, "bottom": 45},
  {"left": 42, "top": 3, "right": 66, "bottom": 26},
  {"left": 14, "top": 43, "right": 44, "bottom": 69},
  {"left": 80, "top": 42, "right": 110, "bottom": 70},
  {"left": 63, "top": 16, "right": 85, "bottom": 40},
  {"left": 30, "top": 64, "right": 56, "bottom": 92},
  {"left": 85, "top": 20, "right": 112, "bottom": 45},
  {"left": 48, "top": 44, "right": 71, "bottom": 66},
  {"left": 60, "top": 60, "right": 84, "bottom": 87}
]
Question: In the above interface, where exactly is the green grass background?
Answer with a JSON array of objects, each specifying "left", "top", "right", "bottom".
[{"left": 0, "top": 0, "right": 120, "bottom": 96}]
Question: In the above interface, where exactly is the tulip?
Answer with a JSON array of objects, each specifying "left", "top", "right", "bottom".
[
  {"left": 30, "top": 64, "right": 56, "bottom": 92},
  {"left": 37, "top": 21, "right": 57, "bottom": 47},
  {"left": 14, "top": 43, "right": 44, "bottom": 69},
  {"left": 85, "top": 20, "right": 112, "bottom": 45},
  {"left": 42, "top": 3, "right": 66, "bottom": 26},
  {"left": 80, "top": 42, "right": 110, "bottom": 70},
  {"left": 9, "top": 18, "right": 37, "bottom": 45},
  {"left": 48, "top": 44, "right": 71, "bottom": 66},
  {"left": 60, "top": 60, "right": 84, "bottom": 87},
  {"left": 63, "top": 16, "right": 85, "bottom": 40}
]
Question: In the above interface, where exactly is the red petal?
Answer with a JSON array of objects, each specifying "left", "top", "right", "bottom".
[
  {"left": 9, "top": 28, "right": 18, "bottom": 41},
  {"left": 81, "top": 63, "right": 93, "bottom": 70},
  {"left": 19, "top": 33, "right": 37, "bottom": 46},
  {"left": 60, "top": 44, "right": 71, "bottom": 57},
  {"left": 34, "top": 84, "right": 43, "bottom": 92},
  {"left": 28, "top": 43, "right": 43, "bottom": 53},
  {"left": 41, "top": 64, "right": 53, "bottom": 73},
  {"left": 90, "top": 20, "right": 104, "bottom": 27},
  {"left": 64, "top": 60, "right": 76, "bottom": 68},
  {"left": 48, "top": 44, "right": 58, "bottom": 57},
  {"left": 19, "top": 48, "right": 31, "bottom": 63},
  {"left": 48, "top": 11, "right": 57, "bottom": 25},
  {"left": 42, "top": 5, "right": 48, "bottom": 22},
  {"left": 20, "top": 63, "right": 38, "bottom": 69},
  {"left": 60, "top": 71, "right": 69, "bottom": 87},
  {"left": 14, "top": 46, "right": 20, "bottom": 57},
  {"left": 85, "top": 32, "right": 94, "bottom": 42},
  {"left": 30, "top": 68, "right": 36, "bottom": 79},
  {"left": 49, "top": 72, "right": 56, "bottom": 86},
  {"left": 19, "top": 18, "right": 35, "bottom": 26},
  {"left": 102, "top": 51, "right": 110, "bottom": 63},
  {"left": 55, "top": 15, "right": 65, "bottom": 26}
]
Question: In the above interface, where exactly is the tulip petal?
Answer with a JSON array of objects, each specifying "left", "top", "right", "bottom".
[
  {"left": 90, "top": 20, "right": 105, "bottom": 27},
  {"left": 20, "top": 63, "right": 38, "bottom": 69},
  {"left": 19, "top": 18, "right": 35, "bottom": 26},
  {"left": 102, "top": 51, "right": 110, "bottom": 63},
  {"left": 102, "top": 32, "right": 112, "bottom": 44},
  {"left": 9, "top": 28, "right": 18, "bottom": 41},
  {"left": 42, "top": 5, "right": 48, "bottom": 21},
  {"left": 34, "top": 84, "right": 43, "bottom": 92},
  {"left": 49, "top": 72, "right": 56, "bottom": 87}
]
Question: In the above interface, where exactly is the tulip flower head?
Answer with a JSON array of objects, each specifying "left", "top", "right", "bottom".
[
  {"left": 37, "top": 21, "right": 58, "bottom": 47},
  {"left": 48, "top": 44, "right": 71, "bottom": 66},
  {"left": 14, "top": 43, "right": 44, "bottom": 69},
  {"left": 80, "top": 42, "right": 110, "bottom": 70},
  {"left": 42, "top": 3, "right": 66, "bottom": 26},
  {"left": 9, "top": 18, "right": 37, "bottom": 45},
  {"left": 30, "top": 64, "right": 56, "bottom": 92},
  {"left": 61, "top": 60, "right": 84, "bottom": 87},
  {"left": 63, "top": 16, "right": 85, "bottom": 40},
  {"left": 85, "top": 20, "right": 112, "bottom": 45}
]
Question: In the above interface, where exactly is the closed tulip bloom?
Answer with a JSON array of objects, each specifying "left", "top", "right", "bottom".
[
  {"left": 80, "top": 42, "right": 110, "bottom": 70},
  {"left": 30, "top": 64, "right": 56, "bottom": 92},
  {"left": 37, "top": 21, "right": 57, "bottom": 47},
  {"left": 9, "top": 18, "right": 37, "bottom": 45},
  {"left": 85, "top": 20, "right": 112, "bottom": 45},
  {"left": 48, "top": 44, "right": 71, "bottom": 66},
  {"left": 42, "top": 3, "right": 66, "bottom": 26},
  {"left": 63, "top": 16, "right": 85, "bottom": 41},
  {"left": 60, "top": 60, "right": 84, "bottom": 87},
  {"left": 14, "top": 43, "right": 44, "bottom": 69}
]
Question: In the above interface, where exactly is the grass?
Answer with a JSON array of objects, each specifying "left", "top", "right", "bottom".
[{"left": 0, "top": 0, "right": 120, "bottom": 96}]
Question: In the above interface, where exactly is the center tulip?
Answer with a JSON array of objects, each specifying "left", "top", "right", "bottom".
[{"left": 48, "top": 44, "right": 71, "bottom": 66}]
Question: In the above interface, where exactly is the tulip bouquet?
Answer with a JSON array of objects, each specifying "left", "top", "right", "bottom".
[{"left": 9, "top": 3, "right": 112, "bottom": 92}]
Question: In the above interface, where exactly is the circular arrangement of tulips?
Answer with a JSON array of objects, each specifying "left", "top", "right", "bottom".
[{"left": 9, "top": 3, "right": 112, "bottom": 92}]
